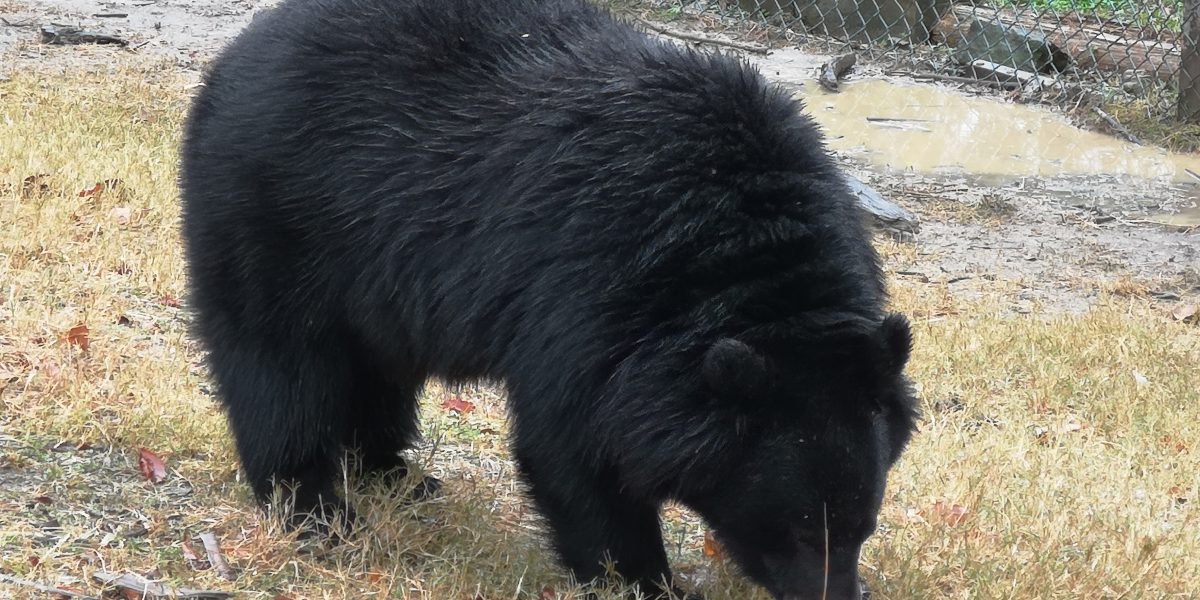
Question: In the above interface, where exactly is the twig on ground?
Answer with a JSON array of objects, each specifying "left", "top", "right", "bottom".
[
  {"left": 198, "top": 531, "right": 237, "bottom": 581},
  {"left": 1091, "top": 106, "right": 1143, "bottom": 145},
  {"left": 636, "top": 19, "right": 768, "bottom": 54},
  {"left": 885, "top": 70, "right": 1021, "bottom": 91},
  {"left": 1, "top": 17, "right": 37, "bottom": 27},
  {"left": 0, "top": 574, "right": 99, "bottom": 599}
]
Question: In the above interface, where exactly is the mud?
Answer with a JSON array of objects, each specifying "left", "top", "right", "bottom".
[
  {"left": 798, "top": 78, "right": 1200, "bottom": 184},
  {"left": 2, "top": 1, "right": 1198, "bottom": 312}
]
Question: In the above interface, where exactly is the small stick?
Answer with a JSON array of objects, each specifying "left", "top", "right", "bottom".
[
  {"left": 636, "top": 19, "right": 769, "bottom": 55},
  {"left": 885, "top": 70, "right": 1021, "bottom": 91},
  {"left": 0, "top": 573, "right": 99, "bottom": 599},
  {"left": 1, "top": 17, "right": 37, "bottom": 27},
  {"left": 1184, "top": 168, "right": 1200, "bottom": 183},
  {"left": 1091, "top": 106, "right": 1143, "bottom": 145},
  {"left": 198, "top": 531, "right": 237, "bottom": 581}
]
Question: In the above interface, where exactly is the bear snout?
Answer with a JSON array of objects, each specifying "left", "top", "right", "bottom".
[{"left": 777, "top": 575, "right": 862, "bottom": 600}]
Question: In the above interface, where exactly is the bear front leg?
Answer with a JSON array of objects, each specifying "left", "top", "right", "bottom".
[{"left": 514, "top": 449, "right": 687, "bottom": 599}]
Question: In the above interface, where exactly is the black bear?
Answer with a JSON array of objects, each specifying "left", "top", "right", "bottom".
[{"left": 178, "top": 0, "right": 919, "bottom": 598}]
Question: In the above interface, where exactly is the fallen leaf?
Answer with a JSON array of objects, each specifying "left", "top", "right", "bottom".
[
  {"left": 137, "top": 447, "right": 167, "bottom": 483},
  {"left": 78, "top": 182, "right": 102, "bottom": 197},
  {"left": 702, "top": 530, "right": 724, "bottom": 559},
  {"left": 28, "top": 555, "right": 40, "bottom": 567},
  {"left": 365, "top": 571, "right": 382, "bottom": 583},
  {"left": 32, "top": 495, "right": 53, "bottom": 505},
  {"left": 21, "top": 173, "right": 51, "bottom": 195},
  {"left": 1160, "top": 434, "right": 1188, "bottom": 454},
  {"left": 64, "top": 323, "right": 89, "bottom": 351},
  {"left": 159, "top": 294, "right": 181, "bottom": 308},
  {"left": 1053, "top": 415, "right": 1085, "bottom": 434},
  {"left": 110, "top": 206, "right": 132, "bottom": 225},
  {"left": 199, "top": 531, "right": 237, "bottom": 581},
  {"left": 539, "top": 585, "right": 557, "bottom": 600},
  {"left": 928, "top": 499, "right": 970, "bottom": 526},
  {"left": 181, "top": 537, "right": 209, "bottom": 570},
  {"left": 441, "top": 395, "right": 475, "bottom": 413},
  {"left": 1171, "top": 303, "right": 1197, "bottom": 322}
]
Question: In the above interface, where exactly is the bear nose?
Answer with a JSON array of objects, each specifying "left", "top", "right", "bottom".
[{"left": 778, "top": 576, "right": 863, "bottom": 600}]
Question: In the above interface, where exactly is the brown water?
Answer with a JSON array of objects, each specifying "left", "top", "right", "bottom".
[{"left": 790, "top": 77, "right": 1200, "bottom": 184}]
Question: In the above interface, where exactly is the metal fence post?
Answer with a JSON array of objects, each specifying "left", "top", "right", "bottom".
[{"left": 1180, "top": 0, "right": 1200, "bottom": 122}]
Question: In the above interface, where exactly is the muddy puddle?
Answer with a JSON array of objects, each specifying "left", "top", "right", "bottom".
[
  {"left": 798, "top": 78, "right": 1200, "bottom": 184},
  {"left": 750, "top": 49, "right": 1200, "bottom": 219}
]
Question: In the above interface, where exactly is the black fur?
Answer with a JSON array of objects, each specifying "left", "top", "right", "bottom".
[{"left": 178, "top": 0, "right": 919, "bottom": 598}]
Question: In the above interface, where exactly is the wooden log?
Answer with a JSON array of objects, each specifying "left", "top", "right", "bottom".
[{"left": 841, "top": 174, "right": 920, "bottom": 236}]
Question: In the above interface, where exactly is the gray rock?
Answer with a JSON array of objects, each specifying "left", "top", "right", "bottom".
[{"left": 953, "top": 18, "right": 1069, "bottom": 74}]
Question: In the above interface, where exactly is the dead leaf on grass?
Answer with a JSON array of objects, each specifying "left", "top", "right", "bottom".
[
  {"left": 77, "top": 182, "right": 102, "bottom": 197},
  {"left": 198, "top": 531, "right": 236, "bottom": 581},
  {"left": 159, "top": 294, "right": 181, "bottom": 308},
  {"left": 109, "top": 206, "right": 132, "bottom": 225},
  {"left": 539, "top": 585, "right": 557, "bottom": 600},
  {"left": 180, "top": 537, "right": 209, "bottom": 571},
  {"left": 927, "top": 499, "right": 970, "bottom": 526},
  {"left": 702, "top": 530, "right": 724, "bottom": 559},
  {"left": 1053, "top": 414, "right": 1086, "bottom": 434},
  {"left": 136, "top": 447, "right": 167, "bottom": 483},
  {"left": 441, "top": 395, "right": 475, "bottom": 413},
  {"left": 1160, "top": 434, "right": 1188, "bottom": 454},
  {"left": 1171, "top": 303, "right": 1198, "bottom": 323},
  {"left": 21, "top": 174, "right": 51, "bottom": 196},
  {"left": 64, "top": 323, "right": 89, "bottom": 351}
]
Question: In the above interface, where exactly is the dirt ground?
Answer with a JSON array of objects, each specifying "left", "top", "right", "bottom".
[{"left": 2, "top": 1, "right": 1199, "bottom": 598}]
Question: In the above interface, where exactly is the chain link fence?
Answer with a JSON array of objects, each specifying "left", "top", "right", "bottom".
[{"left": 643, "top": 0, "right": 1200, "bottom": 131}]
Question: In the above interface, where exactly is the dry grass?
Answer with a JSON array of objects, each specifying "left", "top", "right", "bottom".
[{"left": 2, "top": 60, "right": 1198, "bottom": 600}]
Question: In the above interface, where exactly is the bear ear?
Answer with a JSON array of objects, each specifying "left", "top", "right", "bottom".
[
  {"left": 880, "top": 312, "right": 912, "bottom": 375},
  {"left": 702, "top": 338, "right": 768, "bottom": 402}
]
